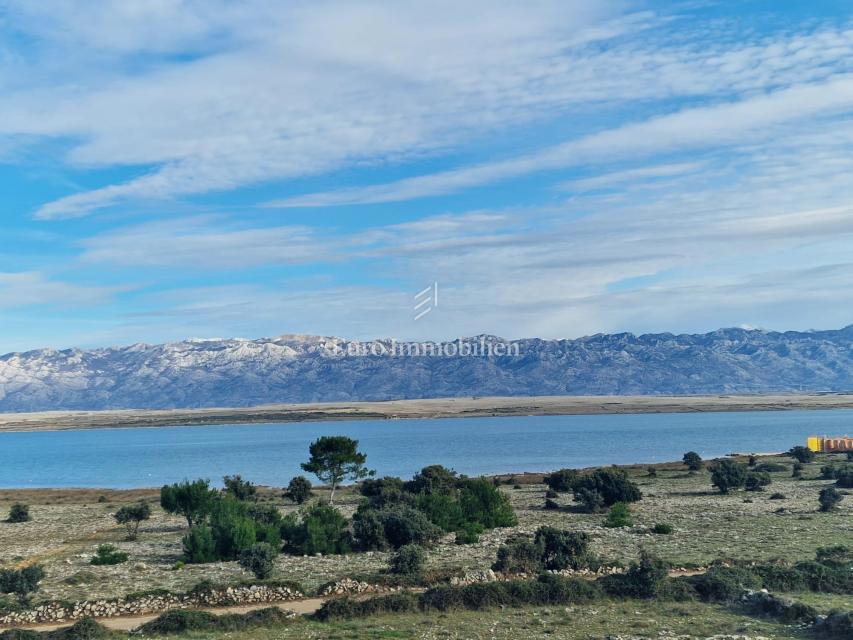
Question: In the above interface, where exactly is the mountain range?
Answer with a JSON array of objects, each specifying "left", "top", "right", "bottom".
[{"left": 1, "top": 326, "right": 853, "bottom": 412}]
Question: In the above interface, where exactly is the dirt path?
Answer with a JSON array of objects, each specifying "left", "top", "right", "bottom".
[{"left": 19, "top": 597, "right": 331, "bottom": 632}]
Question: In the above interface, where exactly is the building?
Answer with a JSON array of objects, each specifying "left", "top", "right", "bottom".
[{"left": 807, "top": 436, "right": 853, "bottom": 453}]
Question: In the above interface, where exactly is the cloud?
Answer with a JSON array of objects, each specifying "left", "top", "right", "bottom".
[
  {"left": 0, "top": 272, "right": 122, "bottom": 308},
  {"left": 269, "top": 73, "right": 853, "bottom": 207}
]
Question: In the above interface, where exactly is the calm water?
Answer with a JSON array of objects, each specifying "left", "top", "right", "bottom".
[{"left": 0, "top": 409, "right": 850, "bottom": 488}]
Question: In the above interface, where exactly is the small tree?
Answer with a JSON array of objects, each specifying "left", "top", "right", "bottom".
[
  {"left": 285, "top": 476, "right": 313, "bottom": 504},
  {"left": 223, "top": 475, "right": 257, "bottom": 501},
  {"left": 389, "top": 544, "right": 426, "bottom": 576},
  {"left": 161, "top": 479, "right": 218, "bottom": 527},
  {"left": 239, "top": 542, "right": 276, "bottom": 579},
  {"left": 745, "top": 472, "right": 772, "bottom": 492},
  {"left": 534, "top": 528, "right": 594, "bottom": 571},
  {"left": 603, "top": 502, "right": 633, "bottom": 527},
  {"left": 818, "top": 487, "right": 843, "bottom": 512},
  {"left": 182, "top": 526, "right": 217, "bottom": 563},
  {"left": 573, "top": 468, "right": 641, "bottom": 511},
  {"left": 0, "top": 565, "right": 45, "bottom": 604},
  {"left": 787, "top": 446, "right": 816, "bottom": 464},
  {"left": 91, "top": 544, "right": 128, "bottom": 566},
  {"left": 710, "top": 459, "right": 748, "bottom": 494},
  {"left": 114, "top": 502, "right": 151, "bottom": 540},
  {"left": 6, "top": 503, "right": 30, "bottom": 523},
  {"left": 405, "top": 465, "right": 459, "bottom": 495},
  {"left": 301, "top": 436, "right": 374, "bottom": 503},
  {"left": 682, "top": 452, "right": 703, "bottom": 471}
]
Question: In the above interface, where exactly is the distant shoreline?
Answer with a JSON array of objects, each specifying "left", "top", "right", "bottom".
[{"left": 1, "top": 393, "right": 853, "bottom": 433}]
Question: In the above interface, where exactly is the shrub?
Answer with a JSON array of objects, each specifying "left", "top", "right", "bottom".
[
  {"left": 689, "top": 566, "right": 763, "bottom": 602},
  {"left": 544, "top": 498, "right": 560, "bottom": 510},
  {"left": 223, "top": 475, "right": 257, "bottom": 501},
  {"left": 837, "top": 470, "right": 853, "bottom": 488},
  {"left": 769, "top": 492, "right": 786, "bottom": 500},
  {"left": 415, "top": 492, "right": 464, "bottom": 532},
  {"left": 314, "top": 592, "right": 419, "bottom": 621},
  {"left": 454, "top": 522, "right": 483, "bottom": 545},
  {"left": 745, "top": 472, "right": 772, "bottom": 492},
  {"left": 652, "top": 523, "right": 674, "bottom": 534},
  {"left": 492, "top": 536, "right": 544, "bottom": 574},
  {"left": 819, "top": 487, "right": 843, "bottom": 512},
  {"left": 238, "top": 542, "right": 276, "bottom": 579},
  {"left": 282, "top": 503, "right": 351, "bottom": 555},
  {"left": 375, "top": 506, "right": 442, "bottom": 549},
  {"left": 45, "top": 617, "right": 113, "bottom": 639},
  {"left": 748, "top": 455, "right": 757, "bottom": 467},
  {"left": 754, "top": 462, "right": 787, "bottom": 473},
  {"left": 575, "top": 488, "right": 605, "bottom": 513},
  {"left": 138, "top": 606, "right": 293, "bottom": 635},
  {"left": 90, "top": 544, "right": 128, "bottom": 566},
  {"left": 647, "top": 467, "right": 657, "bottom": 478},
  {"left": 6, "top": 504, "right": 30, "bottom": 523},
  {"left": 459, "top": 479, "right": 517, "bottom": 528},
  {"left": 792, "top": 462, "right": 803, "bottom": 478},
  {"left": 544, "top": 469, "right": 578, "bottom": 493},
  {"left": 182, "top": 525, "right": 217, "bottom": 563},
  {"left": 848, "top": 451, "right": 853, "bottom": 461},
  {"left": 114, "top": 502, "right": 151, "bottom": 540},
  {"left": 0, "top": 565, "right": 45, "bottom": 603},
  {"left": 535, "top": 528, "right": 595, "bottom": 571},
  {"left": 573, "top": 468, "right": 641, "bottom": 510},
  {"left": 544, "top": 489, "right": 558, "bottom": 499},
  {"left": 160, "top": 479, "right": 217, "bottom": 527},
  {"left": 405, "top": 465, "right": 459, "bottom": 495},
  {"left": 209, "top": 496, "right": 256, "bottom": 559},
  {"left": 600, "top": 552, "right": 669, "bottom": 599},
  {"left": 709, "top": 459, "right": 748, "bottom": 494},
  {"left": 603, "top": 502, "right": 633, "bottom": 528},
  {"left": 351, "top": 509, "right": 390, "bottom": 551},
  {"left": 682, "top": 452, "right": 703, "bottom": 471},
  {"left": 285, "top": 476, "right": 312, "bottom": 504},
  {"left": 786, "top": 446, "right": 816, "bottom": 464},
  {"left": 389, "top": 544, "right": 426, "bottom": 576}
]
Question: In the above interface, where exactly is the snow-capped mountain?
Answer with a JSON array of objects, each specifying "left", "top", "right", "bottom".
[{"left": 1, "top": 327, "right": 853, "bottom": 412}]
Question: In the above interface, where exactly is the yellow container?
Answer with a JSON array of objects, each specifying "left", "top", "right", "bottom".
[{"left": 806, "top": 436, "right": 823, "bottom": 453}]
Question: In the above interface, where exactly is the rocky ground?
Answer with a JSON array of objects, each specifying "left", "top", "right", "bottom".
[{"left": 0, "top": 452, "right": 850, "bottom": 607}]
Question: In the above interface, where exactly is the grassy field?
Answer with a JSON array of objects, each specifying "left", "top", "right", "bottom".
[{"left": 0, "top": 452, "right": 850, "bottom": 639}]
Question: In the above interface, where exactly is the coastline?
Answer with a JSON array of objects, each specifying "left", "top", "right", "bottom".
[{"left": 2, "top": 392, "right": 853, "bottom": 433}]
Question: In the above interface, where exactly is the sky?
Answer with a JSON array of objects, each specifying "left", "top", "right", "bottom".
[{"left": 2, "top": 0, "right": 853, "bottom": 352}]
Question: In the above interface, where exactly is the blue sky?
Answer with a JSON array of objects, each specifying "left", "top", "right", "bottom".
[{"left": 2, "top": 0, "right": 853, "bottom": 352}]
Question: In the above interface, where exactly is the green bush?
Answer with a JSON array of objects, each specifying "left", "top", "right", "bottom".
[
  {"left": 405, "top": 465, "right": 459, "bottom": 495},
  {"left": 819, "top": 487, "right": 843, "bottom": 512},
  {"left": 837, "top": 470, "right": 853, "bottom": 488},
  {"left": 282, "top": 503, "right": 351, "bottom": 555},
  {"left": 459, "top": 479, "right": 517, "bottom": 528},
  {"left": 745, "top": 472, "right": 772, "bottom": 492},
  {"left": 351, "top": 508, "right": 390, "bottom": 551},
  {"left": 209, "top": 496, "right": 256, "bottom": 559},
  {"left": 652, "top": 523, "right": 673, "bottom": 534},
  {"left": 544, "top": 469, "right": 578, "bottom": 493},
  {"left": 6, "top": 504, "right": 30, "bottom": 524},
  {"left": 160, "top": 479, "right": 217, "bottom": 527},
  {"left": 575, "top": 488, "right": 605, "bottom": 513},
  {"left": 374, "top": 506, "right": 442, "bottom": 549},
  {"left": 786, "top": 446, "right": 816, "bottom": 464},
  {"left": 222, "top": 474, "right": 257, "bottom": 501},
  {"left": 689, "top": 566, "right": 763, "bottom": 602},
  {"left": 573, "top": 468, "right": 642, "bottom": 511},
  {"left": 182, "top": 526, "right": 217, "bottom": 563},
  {"left": 492, "top": 535, "right": 544, "bottom": 573},
  {"left": 603, "top": 502, "right": 633, "bottom": 527},
  {"left": 682, "top": 452, "right": 703, "bottom": 471},
  {"left": 138, "top": 606, "right": 293, "bottom": 635},
  {"left": 284, "top": 476, "right": 313, "bottom": 504},
  {"left": 314, "top": 592, "right": 419, "bottom": 621},
  {"left": 454, "top": 522, "right": 483, "bottom": 545},
  {"left": 769, "top": 492, "right": 786, "bottom": 500},
  {"left": 754, "top": 462, "right": 787, "bottom": 473},
  {"left": 792, "top": 462, "right": 803, "bottom": 478},
  {"left": 600, "top": 552, "right": 669, "bottom": 599},
  {"left": 709, "top": 459, "right": 748, "bottom": 493},
  {"left": 389, "top": 544, "right": 426, "bottom": 575},
  {"left": 415, "top": 492, "right": 464, "bottom": 532},
  {"left": 90, "top": 544, "right": 128, "bottom": 566},
  {"left": 0, "top": 565, "right": 45, "bottom": 604},
  {"left": 114, "top": 502, "right": 151, "bottom": 540},
  {"left": 238, "top": 542, "right": 276, "bottom": 579},
  {"left": 535, "top": 528, "right": 595, "bottom": 571}
]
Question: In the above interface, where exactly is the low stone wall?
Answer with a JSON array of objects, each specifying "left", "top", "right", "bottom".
[{"left": 0, "top": 584, "right": 302, "bottom": 627}]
